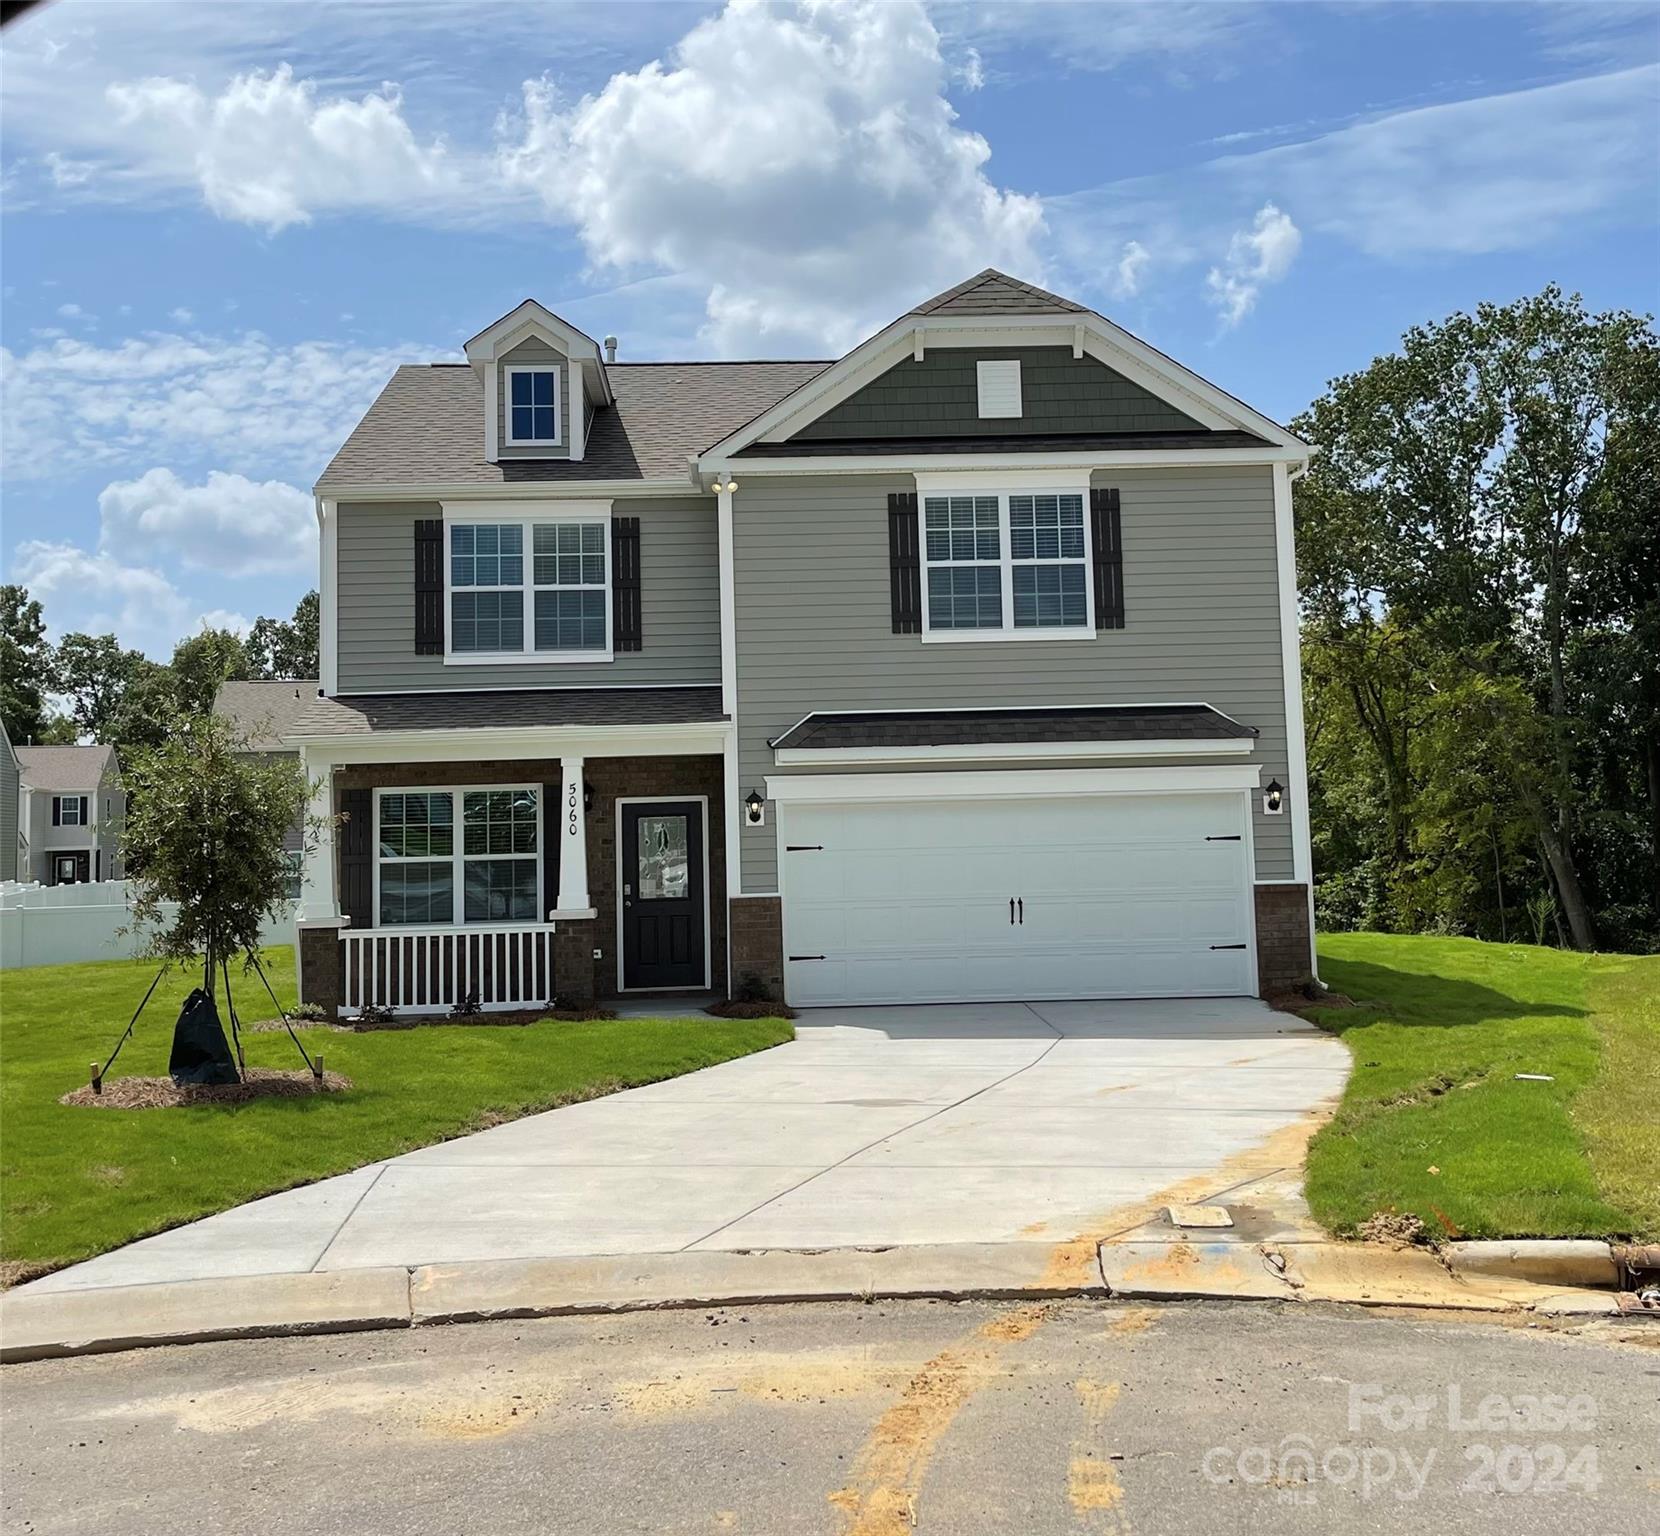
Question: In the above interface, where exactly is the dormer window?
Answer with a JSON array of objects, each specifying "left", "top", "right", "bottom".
[{"left": 505, "top": 366, "right": 560, "bottom": 446}]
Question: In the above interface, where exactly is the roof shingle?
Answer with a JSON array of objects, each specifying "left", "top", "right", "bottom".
[
  {"left": 213, "top": 680, "right": 321, "bottom": 752},
  {"left": 908, "top": 269, "right": 1088, "bottom": 318},
  {"left": 769, "top": 705, "right": 1256, "bottom": 751},
  {"left": 316, "top": 360, "right": 829, "bottom": 490},
  {"left": 291, "top": 687, "right": 726, "bottom": 739},
  {"left": 15, "top": 744, "right": 117, "bottom": 790}
]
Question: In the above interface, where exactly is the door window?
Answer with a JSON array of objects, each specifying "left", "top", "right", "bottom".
[{"left": 636, "top": 814, "right": 689, "bottom": 900}]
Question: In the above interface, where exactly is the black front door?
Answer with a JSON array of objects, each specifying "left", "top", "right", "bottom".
[{"left": 621, "top": 801, "right": 706, "bottom": 989}]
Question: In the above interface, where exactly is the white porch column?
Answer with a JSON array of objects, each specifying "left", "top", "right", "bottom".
[
  {"left": 554, "top": 756, "right": 592, "bottom": 913},
  {"left": 296, "top": 749, "right": 340, "bottom": 925}
]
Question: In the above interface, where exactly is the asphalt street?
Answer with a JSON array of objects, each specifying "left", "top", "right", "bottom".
[{"left": 2, "top": 1299, "right": 1656, "bottom": 1535}]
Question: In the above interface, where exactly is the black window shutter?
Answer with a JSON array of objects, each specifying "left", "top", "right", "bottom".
[
  {"left": 888, "top": 492, "right": 922, "bottom": 634},
  {"left": 543, "top": 780, "right": 563, "bottom": 918},
  {"left": 80, "top": 796, "right": 89, "bottom": 825},
  {"left": 339, "top": 786, "right": 373, "bottom": 930},
  {"left": 414, "top": 518, "right": 444, "bottom": 655},
  {"left": 52, "top": 798, "right": 61, "bottom": 827},
  {"left": 612, "top": 515, "right": 642, "bottom": 652},
  {"left": 1091, "top": 487, "right": 1125, "bottom": 630}
]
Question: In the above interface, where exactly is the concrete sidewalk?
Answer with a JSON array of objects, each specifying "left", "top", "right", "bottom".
[{"left": 18, "top": 997, "right": 1349, "bottom": 1295}]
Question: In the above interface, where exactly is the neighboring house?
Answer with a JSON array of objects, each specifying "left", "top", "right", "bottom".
[
  {"left": 0, "top": 724, "right": 20, "bottom": 883},
  {"left": 14, "top": 743, "right": 125, "bottom": 886},
  {"left": 213, "top": 678, "right": 321, "bottom": 899},
  {"left": 294, "top": 269, "right": 1315, "bottom": 1015}
]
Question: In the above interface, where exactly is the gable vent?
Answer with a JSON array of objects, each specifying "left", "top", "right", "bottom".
[{"left": 976, "top": 359, "right": 1022, "bottom": 418}]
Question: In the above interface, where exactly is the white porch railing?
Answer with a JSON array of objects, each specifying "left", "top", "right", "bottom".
[{"left": 340, "top": 924, "right": 556, "bottom": 1014}]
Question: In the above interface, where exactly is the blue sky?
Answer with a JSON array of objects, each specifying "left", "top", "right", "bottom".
[{"left": 2, "top": 0, "right": 1656, "bottom": 658}]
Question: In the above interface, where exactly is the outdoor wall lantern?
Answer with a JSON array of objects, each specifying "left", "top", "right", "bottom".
[
  {"left": 744, "top": 789, "right": 766, "bottom": 827},
  {"left": 1264, "top": 779, "right": 1285, "bottom": 815},
  {"left": 583, "top": 780, "right": 596, "bottom": 815}
]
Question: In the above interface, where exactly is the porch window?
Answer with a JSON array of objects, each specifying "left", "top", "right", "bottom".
[
  {"left": 376, "top": 786, "right": 541, "bottom": 926},
  {"left": 447, "top": 514, "right": 610, "bottom": 661},
  {"left": 921, "top": 488, "right": 1092, "bottom": 640}
]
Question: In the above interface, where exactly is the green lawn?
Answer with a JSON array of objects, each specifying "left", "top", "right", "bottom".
[
  {"left": 1305, "top": 932, "right": 1659, "bottom": 1241},
  {"left": 0, "top": 948, "right": 792, "bottom": 1274}
]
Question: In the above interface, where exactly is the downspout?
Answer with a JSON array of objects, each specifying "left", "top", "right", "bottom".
[{"left": 1282, "top": 457, "right": 1318, "bottom": 981}]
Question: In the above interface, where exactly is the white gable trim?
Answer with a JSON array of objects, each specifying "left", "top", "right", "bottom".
[
  {"left": 703, "top": 309, "right": 1307, "bottom": 459},
  {"left": 464, "top": 300, "right": 613, "bottom": 408}
]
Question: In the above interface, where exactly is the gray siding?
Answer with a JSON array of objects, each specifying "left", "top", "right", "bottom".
[
  {"left": 335, "top": 497, "right": 721, "bottom": 693},
  {"left": 24, "top": 768, "right": 124, "bottom": 883},
  {"left": 794, "top": 348, "right": 1203, "bottom": 441},
  {"left": 496, "top": 339, "right": 570, "bottom": 460},
  {"left": 0, "top": 739, "right": 17, "bottom": 883},
  {"left": 733, "top": 467, "right": 1291, "bottom": 891}
]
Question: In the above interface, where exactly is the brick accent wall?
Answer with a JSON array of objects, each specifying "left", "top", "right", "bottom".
[
  {"left": 729, "top": 895, "right": 784, "bottom": 1002},
  {"left": 552, "top": 918, "right": 598, "bottom": 1004},
  {"left": 333, "top": 754, "right": 726, "bottom": 1000},
  {"left": 297, "top": 924, "right": 343, "bottom": 1016},
  {"left": 1255, "top": 883, "right": 1313, "bottom": 997}
]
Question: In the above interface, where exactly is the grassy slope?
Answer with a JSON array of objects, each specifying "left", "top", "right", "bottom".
[
  {"left": 1306, "top": 933, "right": 1658, "bottom": 1241},
  {"left": 1, "top": 948, "right": 792, "bottom": 1270}
]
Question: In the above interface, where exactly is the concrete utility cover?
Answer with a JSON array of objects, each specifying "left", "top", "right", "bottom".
[
  {"left": 1166, "top": 1204, "right": 1235, "bottom": 1228},
  {"left": 21, "top": 998, "right": 1350, "bottom": 1294}
]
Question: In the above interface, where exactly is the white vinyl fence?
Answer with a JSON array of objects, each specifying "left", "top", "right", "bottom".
[{"left": 0, "top": 880, "right": 297, "bottom": 971}]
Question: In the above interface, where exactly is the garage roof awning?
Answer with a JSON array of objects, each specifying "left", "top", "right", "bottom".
[{"left": 770, "top": 704, "right": 1256, "bottom": 755}]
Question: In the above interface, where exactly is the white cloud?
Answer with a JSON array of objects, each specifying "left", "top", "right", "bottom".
[
  {"left": 97, "top": 467, "right": 315, "bottom": 578},
  {"left": 168, "top": 307, "right": 193, "bottom": 324},
  {"left": 1206, "top": 203, "right": 1300, "bottom": 328},
  {"left": 1106, "top": 240, "right": 1151, "bottom": 300},
  {"left": 1, "top": 327, "right": 431, "bottom": 482},
  {"left": 958, "top": 46, "right": 985, "bottom": 91},
  {"left": 10, "top": 539, "right": 251, "bottom": 660},
  {"left": 104, "top": 63, "right": 472, "bottom": 232},
  {"left": 56, "top": 302, "right": 85, "bottom": 319},
  {"left": 498, "top": 0, "right": 1044, "bottom": 354}
]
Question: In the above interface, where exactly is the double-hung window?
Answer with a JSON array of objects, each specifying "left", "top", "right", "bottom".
[
  {"left": 920, "top": 487, "right": 1092, "bottom": 640},
  {"left": 446, "top": 509, "right": 611, "bottom": 662},
  {"left": 505, "top": 366, "right": 559, "bottom": 446},
  {"left": 53, "top": 795, "right": 87, "bottom": 826},
  {"left": 376, "top": 786, "right": 541, "bottom": 927}
]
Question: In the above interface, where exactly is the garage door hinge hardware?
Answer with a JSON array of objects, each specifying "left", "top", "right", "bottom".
[
  {"left": 785, "top": 844, "right": 824, "bottom": 851},
  {"left": 788, "top": 954, "right": 826, "bottom": 962},
  {"left": 1205, "top": 835, "right": 1242, "bottom": 842},
  {"left": 1210, "top": 943, "right": 1247, "bottom": 950}
]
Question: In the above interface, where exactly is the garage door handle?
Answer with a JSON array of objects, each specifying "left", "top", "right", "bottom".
[
  {"left": 1210, "top": 943, "right": 1247, "bottom": 950},
  {"left": 1205, "top": 835, "right": 1242, "bottom": 842},
  {"left": 788, "top": 954, "right": 826, "bottom": 962},
  {"left": 786, "top": 844, "right": 824, "bottom": 851},
  {"left": 1018, "top": 898, "right": 1024, "bottom": 924},
  {"left": 1009, "top": 898, "right": 1015, "bottom": 925}
]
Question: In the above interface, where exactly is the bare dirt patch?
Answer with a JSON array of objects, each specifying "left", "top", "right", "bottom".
[
  {"left": 1357, "top": 1210, "right": 1431, "bottom": 1247},
  {"left": 60, "top": 1067, "right": 352, "bottom": 1110}
]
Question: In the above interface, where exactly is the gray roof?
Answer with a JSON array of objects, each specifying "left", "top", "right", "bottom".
[
  {"left": 15, "top": 743, "right": 117, "bottom": 790},
  {"left": 214, "top": 679, "right": 321, "bottom": 752},
  {"left": 316, "top": 360, "right": 829, "bottom": 490},
  {"left": 770, "top": 705, "right": 1255, "bottom": 752},
  {"left": 292, "top": 687, "right": 726, "bottom": 739},
  {"left": 909, "top": 269, "right": 1088, "bottom": 318}
]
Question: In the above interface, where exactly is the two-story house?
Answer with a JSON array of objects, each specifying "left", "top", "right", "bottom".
[
  {"left": 14, "top": 743, "right": 125, "bottom": 886},
  {"left": 291, "top": 270, "right": 1314, "bottom": 1015},
  {"left": 214, "top": 678, "right": 321, "bottom": 899}
]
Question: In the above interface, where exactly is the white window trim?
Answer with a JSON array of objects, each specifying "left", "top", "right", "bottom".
[
  {"left": 54, "top": 795, "right": 87, "bottom": 826},
  {"left": 372, "top": 783, "right": 544, "bottom": 930},
  {"left": 442, "top": 506, "right": 613, "bottom": 666},
  {"left": 918, "top": 485, "right": 1095, "bottom": 644},
  {"left": 503, "top": 364, "right": 562, "bottom": 447}
]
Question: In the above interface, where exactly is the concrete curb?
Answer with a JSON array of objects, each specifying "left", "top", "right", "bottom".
[
  {"left": 5, "top": 1237, "right": 1649, "bottom": 1364},
  {"left": 2, "top": 1243, "right": 1102, "bottom": 1364}
]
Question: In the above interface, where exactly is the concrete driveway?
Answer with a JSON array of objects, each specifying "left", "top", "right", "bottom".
[{"left": 23, "top": 998, "right": 1350, "bottom": 1294}]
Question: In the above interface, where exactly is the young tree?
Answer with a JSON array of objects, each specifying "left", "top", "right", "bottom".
[
  {"left": 0, "top": 584, "right": 53, "bottom": 743},
  {"left": 51, "top": 633, "right": 156, "bottom": 742},
  {"left": 122, "top": 709, "right": 314, "bottom": 1004}
]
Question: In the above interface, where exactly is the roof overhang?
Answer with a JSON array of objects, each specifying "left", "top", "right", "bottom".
[
  {"left": 464, "top": 299, "right": 614, "bottom": 409},
  {"left": 287, "top": 720, "right": 731, "bottom": 764},
  {"left": 701, "top": 310, "right": 1311, "bottom": 466}
]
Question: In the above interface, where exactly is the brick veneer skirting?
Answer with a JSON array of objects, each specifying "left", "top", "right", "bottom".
[
  {"left": 729, "top": 895, "right": 784, "bottom": 1002},
  {"left": 1254, "top": 883, "right": 1313, "bottom": 997},
  {"left": 331, "top": 753, "right": 727, "bottom": 1000},
  {"left": 297, "top": 923, "right": 343, "bottom": 1015}
]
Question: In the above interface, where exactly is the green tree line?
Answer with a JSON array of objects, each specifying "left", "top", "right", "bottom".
[
  {"left": 1296, "top": 287, "right": 1659, "bottom": 954},
  {"left": 0, "top": 588, "right": 318, "bottom": 752}
]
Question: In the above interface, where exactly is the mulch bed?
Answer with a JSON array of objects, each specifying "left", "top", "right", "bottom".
[
  {"left": 60, "top": 1067, "right": 353, "bottom": 1110},
  {"left": 345, "top": 1005, "right": 618, "bottom": 1029},
  {"left": 705, "top": 1000, "right": 798, "bottom": 1020}
]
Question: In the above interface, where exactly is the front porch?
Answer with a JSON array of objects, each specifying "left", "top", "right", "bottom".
[{"left": 289, "top": 691, "right": 732, "bottom": 1017}]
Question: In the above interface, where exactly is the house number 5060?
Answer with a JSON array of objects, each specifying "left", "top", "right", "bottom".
[{"left": 566, "top": 781, "right": 580, "bottom": 836}]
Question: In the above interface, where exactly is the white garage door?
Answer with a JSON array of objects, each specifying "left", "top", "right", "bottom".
[{"left": 779, "top": 790, "right": 1254, "bottom": 1006}]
